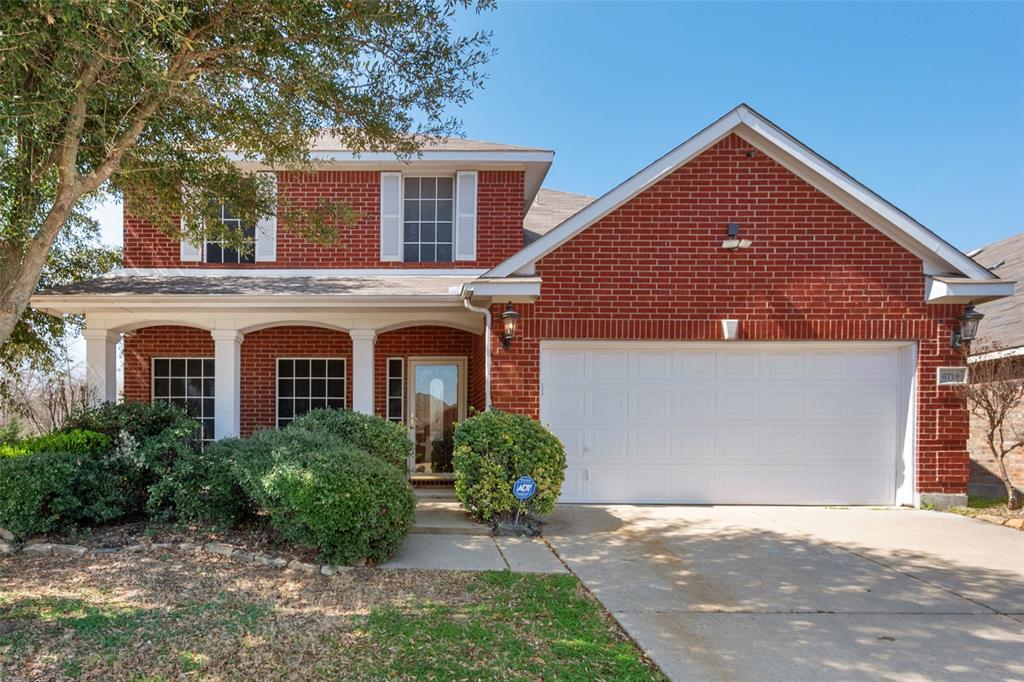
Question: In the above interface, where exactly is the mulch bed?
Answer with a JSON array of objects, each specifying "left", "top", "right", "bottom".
[{"left": 34, "top": 518, "right": 320, "bottom": 562}]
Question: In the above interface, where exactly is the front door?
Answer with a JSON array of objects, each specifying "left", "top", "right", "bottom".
[{"left": 408, "top": 357, "right": 466, "bottom": 478}]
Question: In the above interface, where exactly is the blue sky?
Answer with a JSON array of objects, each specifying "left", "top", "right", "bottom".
[{"left": 93, "top": 1, "right": 1023, "bottom": 252}]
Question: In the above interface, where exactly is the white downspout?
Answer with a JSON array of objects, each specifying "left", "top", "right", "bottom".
[{"left": 463, "top": 295, "right": 491, "bottom": 410}]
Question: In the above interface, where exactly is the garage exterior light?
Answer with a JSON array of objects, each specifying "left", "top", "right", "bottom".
[
  {"left": 500, "top": 304, "right": 519, "bottom": 350},
  {"left": 951, "top": 304, "right": 984, "bottom": 349}
]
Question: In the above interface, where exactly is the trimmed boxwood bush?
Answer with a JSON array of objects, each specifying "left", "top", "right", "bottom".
[
  {"left": 0, "top": 450, "right": 126, "bottom": 537},
  {"left": 0, "top": 429, "right": 111, "bottom": 459},
  {"left": 147, "top": 438, "right": 254, "bottom": 528},
  {"left": 287, "top": 409, "right": 411, "bottom": 470},
  {"left": 453, "top": 410, "right": 567, "bottom": 522},
  {"left": 234, "top": 428, "right": 415, "bottom": 564}
]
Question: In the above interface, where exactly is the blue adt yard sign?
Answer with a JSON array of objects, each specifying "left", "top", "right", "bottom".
[{"left": 513, "top": 476, "right": 537, "bottom": 501}]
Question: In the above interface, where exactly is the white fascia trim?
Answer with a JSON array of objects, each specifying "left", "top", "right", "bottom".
[
  {"left": 924, "top": 276, "right": 1015, "bottom": 304},
  {"left": 226, "top": 150, "right": 554, "bottom": 165},
  {"left": 969, "top": 346, "right": 1024, "bottom": 363},
  {"left": 461, "top": 278, "right": 542, "bottom": 301},
  {"left": 732, "top": 107, "right": 993, "bottom": 281},
  {"left": 486, "top": 104, "right": 995, "bottom": 281},
  {"left": 30, "top": 294, "right": 470, "bottom": 316},
  {"left": 111, "top": 268, "right": 487, "bottom": 278}
]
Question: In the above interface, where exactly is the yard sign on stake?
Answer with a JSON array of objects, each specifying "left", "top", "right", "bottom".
[{"left": 512, "top": 475, "right": 537, "bottom": 526}]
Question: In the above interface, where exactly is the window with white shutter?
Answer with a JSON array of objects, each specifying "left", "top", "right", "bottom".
[
  {"left": 380, "top": 172, "right": 403, "bottom": 261},
  {"left": 454, "top": 171, "right": 477, "bottom": 261}
]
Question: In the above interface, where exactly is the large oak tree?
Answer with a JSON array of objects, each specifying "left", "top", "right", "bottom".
[{"left": 0, "top": 0, "right": 493, "bottom": 346}]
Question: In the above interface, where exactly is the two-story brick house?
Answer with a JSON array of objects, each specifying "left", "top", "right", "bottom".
[{"left": 32, "top": 105, "right": 1013, "bottom": 507}]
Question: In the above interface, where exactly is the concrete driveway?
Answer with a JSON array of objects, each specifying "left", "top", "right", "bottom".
[{"left": 545, "top": 505, "right": 1024, "bottom": 681}]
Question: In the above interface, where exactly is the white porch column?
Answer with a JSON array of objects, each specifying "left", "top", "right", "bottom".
[
  {"left": 350, "top": 329, "right": 376, "bottom": 415},
  {"left": 83, "top": 328, "right": 118, "bottom": 404},
  {"left": 212, "top": 330, "right": 243, "bottom": 439}
]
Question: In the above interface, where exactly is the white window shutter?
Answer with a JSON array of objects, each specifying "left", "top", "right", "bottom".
[
  {"left": 179, "top": 214, "right": 202, "bottom": 262},
  {"left": 380, "top": 172, "right": 402, "bottom": 261},
  {"left": 455, "top": 171, "right": 477, "bottom": 261},
  {"left": 255, "top": 172, "right": 277, "bottom": 262}
]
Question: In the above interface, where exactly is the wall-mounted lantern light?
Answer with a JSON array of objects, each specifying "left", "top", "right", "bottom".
[
  {"left": 500, "top": 303, "right": 519, "bottom": 350},
  {"left": 722, "top": 222, "right": 752, "bottom": 250},
  {"left": 951, "top": 304, "right": 984, "bottom": 349}
]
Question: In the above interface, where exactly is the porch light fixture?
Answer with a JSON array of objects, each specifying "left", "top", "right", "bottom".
[
  {"left": 951, "top": 304, "right": 984, "bottom": 349},
  {"left": 722, "top": 222, "right": 752, "bottom": 250},
  {"left": 500, "top": 303, "right": 519, "bottom": 350}
]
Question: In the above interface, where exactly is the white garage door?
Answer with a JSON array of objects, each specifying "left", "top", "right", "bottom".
[{"left": 541, "top": 342, "right": 913, "bottom": 505}]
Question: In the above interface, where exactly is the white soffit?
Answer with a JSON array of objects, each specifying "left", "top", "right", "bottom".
[
  {"left": 924, "top": 276, "right": 1015, "bottom": 304},
  {"left": 485, "top": 104, "right": 995, "bottom": 282}
]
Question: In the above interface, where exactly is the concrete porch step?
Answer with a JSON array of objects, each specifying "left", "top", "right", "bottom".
[{"left": 412, "top": 499, "right": 490, "bottom": 536}]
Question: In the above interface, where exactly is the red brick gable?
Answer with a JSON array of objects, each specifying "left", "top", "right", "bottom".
[
  {"left": 489, "top": 133, "right": 969, "bottom": 495},
  {"left": 534, "top": 133, "right": 927, "bottom": 323},
  {"left": 123, "top": 170, "right": 525, "bottom": 269}
]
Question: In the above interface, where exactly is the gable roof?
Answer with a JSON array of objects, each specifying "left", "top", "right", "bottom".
[
  {"left": 523, "top": 188, "right": 594, "bottom": 245},
  {"left": 486, "top": 104, "right": 996, "bottom": 280},
  {"left": 970, "top": 232, "right": 1024, "bottom": 352}
]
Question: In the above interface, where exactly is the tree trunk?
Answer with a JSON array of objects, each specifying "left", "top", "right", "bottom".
[
  {"left": 995, "top": 454, "right": 1022, "bottom": 510},
  {"left": 0, "top": 190, "right": 79, "bottom": 347}
]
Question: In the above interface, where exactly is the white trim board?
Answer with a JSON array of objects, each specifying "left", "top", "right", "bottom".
[
  {"left": 485, "top": 104, "right": 995, "bottom": 283},
  {"left": 109, "top": 268, "right": 488, "bottom": 278}
]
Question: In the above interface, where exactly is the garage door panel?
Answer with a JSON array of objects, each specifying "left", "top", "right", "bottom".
[
  {"left": 633, "top": 351, "right": 674, "bottom": 380},
  {"left": 586, "top": 427, "right": 627, "bottom": 463},
  {"left": 634, "top": 390, "right": 674, "bottom": 422},
  {"left": 804, "top": 391, "right": 847, "bottom": 421},
  {"left": 544, "top": 386, "right": 586, "bottom": 421},
  {"left": 765, "top": 352, "right": 805, "bottom": 380},
  {"left": 848, "top": 390, "right": 898, "bottom": 423},
  {"left": 590, "top": 351, "right": 629, "bottom": 380},
  {"left": 680, "top": 352, "right": 717, "bottom": 380},
  {"left": 808, "top": 352, "right": 847, "bottom": 380},
  {"left": 590, "top": 390, "right": 628, "bottom": 421},
  {"left": 718, "top": 431, "right": 761, "bottom": 460},
  {"left": 679, "top": 390, "right": 717, "bottom": 420},
  {"left": 678, "top": 431, "right": 716, "bottom": 460},
  {"left": 634, "top": 429, "right": 675, "bottom": 462},
  {"left": 544, "top": 351, "right": 585, "bottom": 381},
  {"left": 763, "top": 391, "right": 805, "bottom": 420},
  {"left": 543, "top": 343, "right": 905, "bottom": 505},
  {"left": 720, "top": 352, "right": 761, "bottom": 380},
  {"left": 848, "top": 352, "right": 899, "bottom": 381}
]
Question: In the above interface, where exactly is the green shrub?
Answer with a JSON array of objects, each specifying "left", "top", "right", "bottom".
[
  {"left": 62, "top": 401, "right": 201, "bottom": 514},
  {"left": 0, "top": 450, "right": 126, "bottom": 537},
  {"left": 0, "top": 429, "right": 111, "bottom": 459},
  {"left": 234, "top": 429, "right": 415, "bottom": 564},
  {"left": 452, "top": 410, "right": 567, "bottom": 522},
  {"left": 147, "top": 438, "right": 254, "bottom": 528},
  {"left": 287, "top": 409, "right": 411, "bottom": 470}
]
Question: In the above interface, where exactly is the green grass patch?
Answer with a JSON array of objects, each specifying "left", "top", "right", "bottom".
[{"left": 344, "top": 572, "right": 663, "bottom": 681}]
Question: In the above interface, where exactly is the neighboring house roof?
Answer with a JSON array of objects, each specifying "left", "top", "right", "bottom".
[
  {"left": 971, "top": 232, "right": 1024, "bottom": 354},
  {"left": 523, "top": 189, "right": 594, "bottom": 244},
  {"left": 486, "top": 103, "right": 996, "bottom": 281}
]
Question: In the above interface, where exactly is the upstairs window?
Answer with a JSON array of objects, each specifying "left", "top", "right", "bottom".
[
  {"left": 403, "top": 177, "right": 454, "bottom": 263},
  {"left": 205, "top": 203, "right": 256, "bottom": 264}
]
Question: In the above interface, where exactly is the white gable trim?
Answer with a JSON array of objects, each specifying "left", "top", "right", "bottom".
[{"left": 486, "top": 105, "right": 994, "bottom": 281}]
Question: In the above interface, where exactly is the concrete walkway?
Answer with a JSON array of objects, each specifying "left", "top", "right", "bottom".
[
  {"left": 381, "top": 493, "right": 565, "bottom": 573},
  {"left": 545, "top": 505, "right": 1024, "bottom": 681}
]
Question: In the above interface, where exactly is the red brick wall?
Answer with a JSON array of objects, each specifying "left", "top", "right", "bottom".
[
  {"left": 489, "top": 133, "right": 969, "bottom": 494},
  {"left": 123, "top": 326, "right": 215, "bottom": 403},
  {"left": 239, "top": 326, "right": 352, "bottom": 436},
  {"left": 123, "top": 170, "right": 524, "bottom": 269},
  {"left": 372, "top": 326, "right": 482, "bottom": 420}
]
